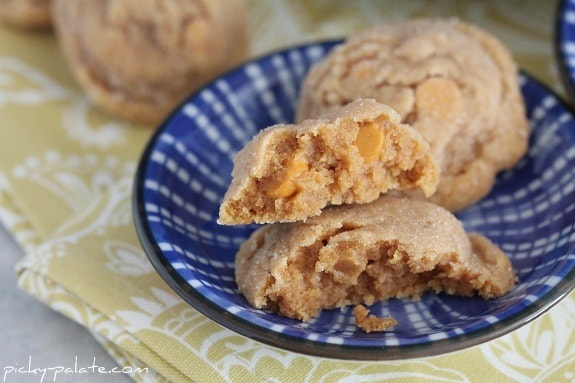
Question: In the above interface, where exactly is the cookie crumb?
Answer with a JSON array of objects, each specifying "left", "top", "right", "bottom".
[{"left": 354, "top": 305, "right": 397, "bottom": 333}]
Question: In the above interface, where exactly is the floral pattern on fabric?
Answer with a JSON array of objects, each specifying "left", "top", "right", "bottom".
[{"left": 0, "top": 1, "right": 571, "bottom": 382}]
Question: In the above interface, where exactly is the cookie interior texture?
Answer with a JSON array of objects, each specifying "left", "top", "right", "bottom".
[
  {"left": 235, "top": 196, "right": 516, "bottom": 321},
  {"left": 219, "top": 99, "right": 439, "bottom": 225},
  {"left": 296, "top": 18, "right": 529, "bottom": 212}
]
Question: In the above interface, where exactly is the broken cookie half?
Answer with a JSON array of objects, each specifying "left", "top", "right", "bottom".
[
  {"left": 219, "top": 99, "right": 439, "bottom": 225},
  {"left": 234, "top": 196, "right": 516, "bottom": 321}
]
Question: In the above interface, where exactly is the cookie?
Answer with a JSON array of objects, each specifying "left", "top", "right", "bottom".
[
  {"left": 296, "top": 19, "right": 529, "bottom": 212},
  {"left": 51, "top": 0, "right": 248, "bottom": 125},
  {"left": 219, "top": 99, "right": 439, "bottom": 225},
  {"left": 235, "top": 196, "right": 516, "bottom": 321},
  {"left": 0, "top": 0, "right": 51, "bottom": 29}
]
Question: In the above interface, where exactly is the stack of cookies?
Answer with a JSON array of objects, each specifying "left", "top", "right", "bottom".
[{"left": 220, "top": 19, "right": 528, "bottom": 332}]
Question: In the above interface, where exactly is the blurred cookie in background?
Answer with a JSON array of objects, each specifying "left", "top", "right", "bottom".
[
  {"left": 0, "top": 0, "right": 51, "bottom": 30},
  {"left": 51, "top": 0, "right": 248, "bottom": 125}
]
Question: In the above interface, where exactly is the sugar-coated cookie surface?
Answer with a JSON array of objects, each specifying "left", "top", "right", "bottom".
[
  {"left": 297, "top": 19, "right": 529, "bottom": 212},
  {"left": 235, "top": 196, "right": 516, "bottom": 321},
  {"left": 51, "top": 0, "right": 248, "bottom": 124},
  {"left": 219, "top": 99, "right": 439, "bottom": 225}
]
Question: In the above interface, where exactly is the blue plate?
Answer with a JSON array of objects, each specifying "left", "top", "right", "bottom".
[
  {"left": 556, "top": 0, "right": 575, "bottom": 99},
  {"left": 133, "top": 40, "right": 575, "bottom": 360}
]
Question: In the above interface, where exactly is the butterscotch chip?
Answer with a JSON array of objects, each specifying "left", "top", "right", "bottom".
[
  {"left": 219, "top": 99, "right": 439, "bottom": 225},
  {"left": 235, "top": 196, "right": 516, "bottom": 321},
  {"left": 297, "top": 19, "right": 529, "bottom": 212},
  {"left": 262, "top": 157, "right": 309, "bottom": 199},
  {"left": 51, "top": 0, "right": 248, "bottom": 125},
  {"left": 415, "top": 77, "right": 462, "bottom": 120},
  {"left": 353, "top": 121, "right": 385, "bottom": 162},
  {"left": 354, "top": 305, "right": 397, "bottom": 333},
  {"left": 0, "top": 0, "right": 51, "bottom": 29}
]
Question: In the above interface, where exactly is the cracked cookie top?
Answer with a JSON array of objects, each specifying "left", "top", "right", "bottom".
[{"left": 297, "top": 19, "right": 529, "bottom": 211}]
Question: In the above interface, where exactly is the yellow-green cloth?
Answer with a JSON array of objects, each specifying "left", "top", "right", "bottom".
[{"left": 1, "top": 1, "right": 573, "bottom": 382}]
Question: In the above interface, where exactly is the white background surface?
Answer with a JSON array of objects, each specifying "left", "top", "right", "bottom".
[{"left": 0, "top": 224, "right": 132, "bottom": 383}]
